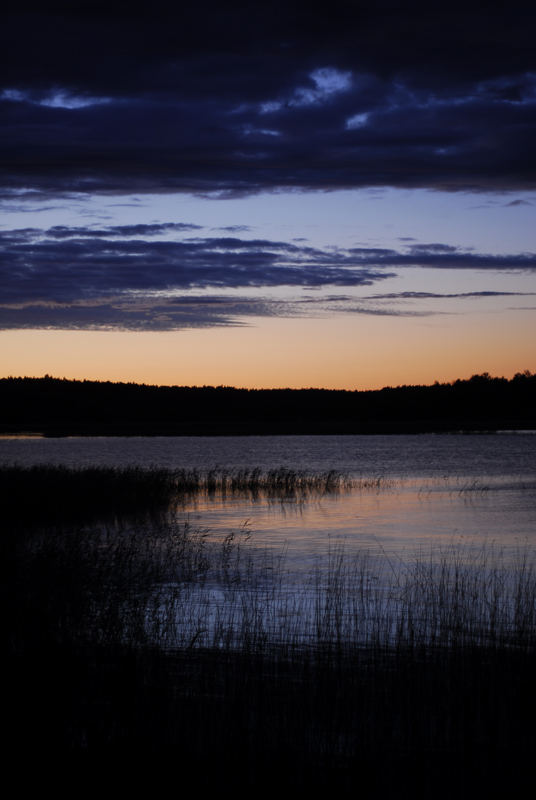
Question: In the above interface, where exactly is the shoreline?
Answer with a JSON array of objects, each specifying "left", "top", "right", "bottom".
[{"left": 2, "top": 424, "right": 536, "bottom": 437}]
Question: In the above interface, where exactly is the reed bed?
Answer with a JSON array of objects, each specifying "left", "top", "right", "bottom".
[
  {"left": 1, "top": 464, "right": 356, "bottom": 525},
  {"left": 137, "top": 536, "right": 536, "bottom": 654},
  {"left": 4, "top": 464, "right": 536, "bottom": 794},
  {"left": 176, "top": 465, "right": 355, "bottom": 496},
  {"left": 1, "top": 464, "right": 178, "bottom": 524},
  {"left": 8, "top": 502, "right": 536, "bottom": 654}
]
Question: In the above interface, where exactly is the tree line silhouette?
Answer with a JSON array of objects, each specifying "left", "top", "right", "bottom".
[{"left": 0, "top": 371, "right": 534, "bottom": 435}]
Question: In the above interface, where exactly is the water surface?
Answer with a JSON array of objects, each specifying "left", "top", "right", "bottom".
[
  {"left": 2, "top": 433, "right": 535, "bottom": 563},
  {"left": 2, "top": 431, "right": 535, "bottom": 476}
]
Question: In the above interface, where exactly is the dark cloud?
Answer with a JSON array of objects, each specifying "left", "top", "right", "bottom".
[
  {"left": 0, "top": 225, "right": 394, "bottom": 306},
  {"left": 215, "top": 225, "right": 252, "bottom": 233},
  {"left": 0, "top": 203, "right": 67, "bottom": 214},
  {"left": 0, "top": 292, "right": 441, "bottom": 332},
  {"left": 0, "top": 295, "right": 288, "bottom": 332},
  {"left": 1, "top": 3, "right": 536, "bottom": 197},
  {"left": 368, "top": 291, "right": 536, "bottom": 300},
  {"left": 297, "top": 296, "right": 438, "bottom": 317},
  {"left": 407, "top": 244, "right": 462, "bottom": 254},
  {"left": 332, "top": 306, "right": 439, "bottom": 318},
  {"left": 1, "top": 224, "right": 535, "bottom": 330},
  {"left": 44, "top": 222, "right": 202, "bottom": 239}
]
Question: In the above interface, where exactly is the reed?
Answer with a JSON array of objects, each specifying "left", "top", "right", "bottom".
[
  {"left": 173, "top": 465, "right": 355, "bottom": 499},
  {"left": 1, "top": 464, "right": 355, "bottom": 525},
  {"left": 1, "top": 464, "right": 178, "bottom": 524},
  {"left": 5, "top": 464, "right": 536, "bottom": 794}
]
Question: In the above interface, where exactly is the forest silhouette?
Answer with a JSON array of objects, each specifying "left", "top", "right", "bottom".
[{"left": 1, "top": 371, "right": 534, "bottom": 435}]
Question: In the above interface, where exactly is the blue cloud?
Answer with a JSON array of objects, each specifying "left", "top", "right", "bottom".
[
  {"left": 2, "top": 6, "right": 536, "bottom": 197},
  {"left": 1, "top": 224, "right": 535, "bottom": 330}
]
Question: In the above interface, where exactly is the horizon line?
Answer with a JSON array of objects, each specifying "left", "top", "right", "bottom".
[{"left": 2, "top": 369, "right": 533, "bottom": 393}]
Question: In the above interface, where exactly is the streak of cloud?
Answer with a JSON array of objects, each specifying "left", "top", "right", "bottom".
[{"left": 1, "top": 224, "right": 535, "bottom": 330}]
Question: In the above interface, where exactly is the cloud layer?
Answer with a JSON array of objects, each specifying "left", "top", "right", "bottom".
[
  {"left": 2, "top": 3, "right": 536, "bottom": 197},
  {"left": 1, "top": 224, "right": 535, "bottom": 329}
]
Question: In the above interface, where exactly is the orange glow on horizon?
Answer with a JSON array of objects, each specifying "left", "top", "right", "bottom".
[{"left": 0, "top": 311, "right": 534, "bottom": 390}]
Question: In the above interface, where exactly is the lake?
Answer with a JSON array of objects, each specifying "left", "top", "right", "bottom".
[
  {"left": 2, "top": 432, "right": 535, "bottom": 563},
  {"left": 3, "top": 432, "right": 536, "bottom": 649}
]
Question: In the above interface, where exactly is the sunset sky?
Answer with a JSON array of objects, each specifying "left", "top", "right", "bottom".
[{"left": 1, "top": 2, "right": 535, "bottom": 389}]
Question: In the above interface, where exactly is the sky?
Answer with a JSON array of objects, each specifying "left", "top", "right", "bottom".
[{"left": 1, "top": 2, "right": 535, "bottom": 389}]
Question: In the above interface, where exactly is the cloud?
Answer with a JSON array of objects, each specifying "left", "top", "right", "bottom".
[
  {"left": 43, "top": 222, "right": 202, "bottom": 239},
  {"left": 298, "top": 298, "right": 439, "bottom": 317},
  {"left": 1, "top": 224, "right": 535, "bottom": 330},
  {"left": 0, "top": 291, "right": 444, "bottom": 332},
  {"left": 0, "top": 225, "right": 395, "bottom": 313},
  {"left": 2, "top": 5, "right": 536, "bottom": 197},
  {"left": 504, "top": 199, "right": 533, "bottom": 206},
  {"left": 0, "top": 295, "right": 290, "bottom": 332},
  {"left": 214, "top": 225, "right": 252, "bottom": 233},
  {"left": 367, "top": 291, "right": 536, "bottom": 300}
]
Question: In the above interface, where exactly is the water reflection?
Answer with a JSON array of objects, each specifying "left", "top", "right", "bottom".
[{"left": 177, "top": 475, "right": 536, "bottom": 569}]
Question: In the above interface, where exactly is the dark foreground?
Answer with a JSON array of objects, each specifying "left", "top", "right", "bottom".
[
  {"left": 7, "top": 641, "right": 535, "bottom": 796},
  {"left": 5, "top": 466, "right": 536, "bottom": 797}
]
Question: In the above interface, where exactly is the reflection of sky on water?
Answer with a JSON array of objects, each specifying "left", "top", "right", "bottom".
[
  {"left": 179, "top": 477, "right": 536, "bottom": 570},
  {"left": 2, "top": 432, "right": 532, "bottom": 649},
  {"left": 1, "top": 433, "right": 534, "bottom": 569},
  {"left": 163, "top": 479, "right": 536, "bottom": 651}
]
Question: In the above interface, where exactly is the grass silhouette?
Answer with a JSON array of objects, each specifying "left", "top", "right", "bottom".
[{"left": 4, "top": 464, "right": 536, "bottom": 795}]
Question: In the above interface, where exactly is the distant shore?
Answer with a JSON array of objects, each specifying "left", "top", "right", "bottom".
[
  {"left": 2, "top": 423, "right": 536, "bottom": 437},
  {"left": 1, "top": 372, "right": 534, "bottom": 436}
]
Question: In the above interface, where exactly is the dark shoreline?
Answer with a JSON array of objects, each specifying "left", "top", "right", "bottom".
[
  {"left": 1, "top": 372, "right": 534, "bottom": 437},
  {"left": 2, "top": 421, "right": 535, "bottom": 436},
  {"left": 2, "top": 426, "right": 536, "bottom": 437}
]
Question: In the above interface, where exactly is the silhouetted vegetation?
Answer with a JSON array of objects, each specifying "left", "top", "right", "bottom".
[
  {"left": 4, "top": 464, "right": 536, "bottom": 795},
  {"left": 0, "top": 464, "right": 350, "bottom": 525},
  {"left": 1, "top": 370, "right": 535, "bottom": 434}
]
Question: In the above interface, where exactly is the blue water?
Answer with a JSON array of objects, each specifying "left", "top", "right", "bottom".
[
  {"left": 1, "top": 432, "right": 535, "bottom": 479},
  {"left": 2, "top": 433, "right": 535, "bottom": 561},
  {"left": 3, "top": 433, "right": 535, "bottom": 647}
]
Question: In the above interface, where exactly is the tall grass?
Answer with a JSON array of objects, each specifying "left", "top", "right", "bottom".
[
  {"left": 4, "top": 464, "right": 536, "bottom": 793},
  {"left": 5, "top": 463, "right": 535, "bottom": 655},
  {"left": 1, "top": 464, "right": 178, "bottom": 524},
  {"left": 141, "top": 536, "right": 536, "bottom": 654},
  {"left": 8, "top": 513, "right": 536, "bottom": 656},
  {"left": 1, "top": 464, "right": 355, "bottom": 525}
]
